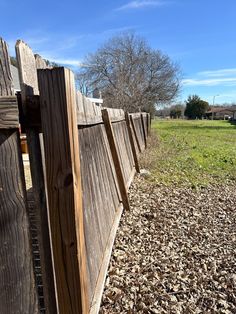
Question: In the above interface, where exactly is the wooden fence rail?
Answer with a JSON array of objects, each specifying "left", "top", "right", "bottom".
[{"left": 0, "top": 36, "right": 150, "bottom": 314}]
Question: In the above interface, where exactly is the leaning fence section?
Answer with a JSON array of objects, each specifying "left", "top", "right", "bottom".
[
  {"left": 0, "top": 38, "right": 39, "bottom": 313},
  {"left": 77, "top": 108, "right": 122, "bottom": 308},
  {"left": 0, "top": 36, "right": 150, "bottom": 314}
]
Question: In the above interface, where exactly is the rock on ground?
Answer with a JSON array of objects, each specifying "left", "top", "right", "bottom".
[{"left": 100, "top": 175, "right": 236, "bottom": 313}]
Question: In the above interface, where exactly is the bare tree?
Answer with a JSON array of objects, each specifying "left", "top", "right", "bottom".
[
  {"left": 77, "top": 33, "right": 181, "bottom": 113},
  {"left": 75, "top": 71, "right": 92, "bottom": 97}
]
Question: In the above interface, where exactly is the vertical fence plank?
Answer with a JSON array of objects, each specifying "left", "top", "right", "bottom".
[
  {"left": 125, "top": 112, "right": 140, "bottom": 173},
  {"left": 15, "top": 40, "right": 57, "bottom": 313},
  {"left": 0, "top": 37, "right": 39, "bottom": 313},
  {"left": 34, "top": 54, "right": 47, "bottom": 69},
  {"left": 0, "top": 39, "right": 13, "bottom": 95},
  {"left": 130, "top": 114, "right": 142, "bottom": 153},
  {"left": 141, "top": 113, "right": 147, "bottom": 149},
  {"left": 146, "top": 113, "right": 150, "bottom": 135},
  {"left": 102, "top": 109, "right": 130, "bottom": 211},
  {"left": 38, "top": 67, "right": 89, "bottom": 314},
  {"left": 149, "top": 113, "right": 152, "bottom": 132}
]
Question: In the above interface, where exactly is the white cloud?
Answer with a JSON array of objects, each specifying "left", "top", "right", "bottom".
[
  {"left": 41, "top": 55, "right": 82, "bottom": 67},
  {"left": 53, "top": 59, "right": 82, "bottom": 66},
  {"left": 199, "top": 68, "right": 236, "bottom": 77},
  {"left": 116, "top": 0, "right": 166, "bottom": 11},
  {"left": 182, "top": 77, "right": 236, "bottom": 87},
  {"left": 183, "top": 67, "right": 236, "bottom": 87}
]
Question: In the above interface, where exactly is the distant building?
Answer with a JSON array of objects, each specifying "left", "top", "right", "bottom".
[
  {"left": 87, "top": 97, "right": 103, "bottom": 107},
  {"left": 233, "top": 110, "right": 236, "bottom": 121},
  {"left": 89, "top": 88, "right": 103, "bottom": 107},
  {"left": 206, "top": 107, "right": 236, "bottom": 120}
]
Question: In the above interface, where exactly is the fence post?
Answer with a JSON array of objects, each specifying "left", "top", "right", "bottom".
[
  {"left": 38, "top": 67, "right": 89, "bottom": 314},
  {"left": 125, "top": 112, "right": 140, "bottom": 173},
  {"left": 102, "top": 109, "right": 130, "bottom": 211},
  {"left": 0, "top": 37, "right": 39, "bottom": 313},
  {"left": 15, "top": 40, "right": 57, "bottom": 313},
  {"left": 141, "top": 113, "right": 147, "bottom": 149}
]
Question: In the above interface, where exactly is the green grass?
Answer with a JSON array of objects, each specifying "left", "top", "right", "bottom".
[{"left": 144, "top": 119, "right": 236, "bottom": 188}]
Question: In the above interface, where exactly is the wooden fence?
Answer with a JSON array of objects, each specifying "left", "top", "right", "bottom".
[{"left": 0, "top": 37, "right": 150, "bottom": 314}]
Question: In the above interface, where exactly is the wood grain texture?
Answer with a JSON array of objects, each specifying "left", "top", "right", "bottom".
[
  {"left": 0, "top": 38, "right": 13, "bottom": 96},
  {"left": 143, "top": 113, "right": 149, "bottom": 136},
  {"left": 112, "top": 120, "right": 135, "bottom": 186},
  {"left": 16, "top": 40, "right": 39, "bottom": 102},
  {"left": 90, "top": 204, "right": 123, "bottom": 314},
  {"left": 130, "top": 114, "right": 142, "bottom": 153},
  {"left": 16, "top": 40, "right": 57, "bottom": 314},
  {"left": 0, "top": 37, "right": 39, "bottom": 313},
  {"left": 78, "top": 124, "right": 121, "bottom": 305},
  {"left": 76, "top": 92, "right": 125, "bottom": 126},
  {"left": 38, "top": 67, "right": 89, "bottom": 314},
  {"left": 104, "top": 108, "right": 125, "bottom": 122},
  {"left": 0, "top": 96, "right": 19, "bottom": 128},
  {"left": 0, "top": 131, "right": 39, "bottom": 314},
  {"left": 130, "top": 114, "right": 145, "bottom": 152},
  {"left": 125, "top": 112, "right": 140, "bottom": 172},
  {"left": 20, "top": 89, "right": 126, "bottom": 128},
  {"left": 77, "top": 91, "right": 102, "bottom": 125},
  {"left": 34, "top": 54, "right": 47, "bottom": 69},
  {"left": 102, "top": 109, "right": 130, "bottom": 211}
]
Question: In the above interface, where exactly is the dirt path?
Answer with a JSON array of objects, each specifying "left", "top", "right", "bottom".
[{"left": 100, "top": 176, "right": 236, "bottom": 313}]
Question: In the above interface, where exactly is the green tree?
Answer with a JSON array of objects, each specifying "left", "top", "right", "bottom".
[
  {"left": 184, "top": 95, "right": 209, "bottom": 119},
  {"left": 170, "top": 104, "right": 184, "bottom": 119}
]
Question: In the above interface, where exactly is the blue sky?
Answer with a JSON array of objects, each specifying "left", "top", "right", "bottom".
[{"left": 1, "top": 0, "right": 236, "bottom": 104}]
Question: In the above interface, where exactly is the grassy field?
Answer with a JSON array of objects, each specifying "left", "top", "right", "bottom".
[{"left": 142, "top": 119, "right": 236, "bottom": 188}]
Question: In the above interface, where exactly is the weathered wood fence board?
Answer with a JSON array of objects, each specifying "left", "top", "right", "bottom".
[
  {"left": 78, "top": 123, "right": 121, "bottom": 304},
  {"left": 130, "top": 112, "right": 148, "bottom": 152},
  {"left": 102, "top": 109, "right": 130, "bottom": 211},
  {"left": 112, "top": 120, "right": 136, "bottom": 188},
  {"left": 0, "top": 36, "right": 151, "bottom": 314},
  {"left": 0, "top": 37, "right": 39, "bottom": 313},
  {"left": 125, "top": 112, "right": 140, "bottom": 173},
  {"left": 38, "top": 68, "right": 89, "bottom": 314},
  {"left": 0, "top": 39, "right": 13, "bottom": 95},
  {"left": 16, "top": 40, "right": 57, "bottom": 314},
  {"left": 0, "top": 96, "right": 19, "bottom": 128}
]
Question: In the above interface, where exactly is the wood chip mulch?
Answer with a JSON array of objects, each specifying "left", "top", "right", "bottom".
[{"left": 100, "top": 175, "right": 236, "bottom": 313}]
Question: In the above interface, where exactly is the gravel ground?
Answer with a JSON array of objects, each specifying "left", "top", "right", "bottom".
[{"left": 100, "top": 176, "right": 236, "bottom": 313}]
